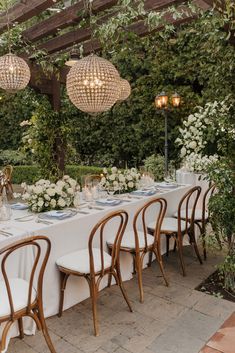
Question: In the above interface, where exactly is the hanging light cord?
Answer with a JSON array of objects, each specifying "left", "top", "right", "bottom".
[{"left": 6, "top": 0, "right": 12, "bottom": 53}]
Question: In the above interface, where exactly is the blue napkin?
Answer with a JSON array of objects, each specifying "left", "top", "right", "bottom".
[
  {"left": 131, "top": 190, "right": 156, "bottom": 196},
  {"left": 43, "top": 210, "right": 73, "bottom": 220},
  {"left": 96, "top": 199, "right": 121, "bottom": 206},
  {"left": 11, "top": 203, "right": 29, "bottom": 210}
]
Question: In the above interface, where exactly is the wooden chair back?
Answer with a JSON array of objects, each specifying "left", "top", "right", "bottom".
[
  {"left": 133, "top": 198, "right": 167, "bottom": 252},
  {"left": 177, "top": 186, "right": 201, "bottom": 234},
  {"left": 3, "top": 165, "right": 13, "bottom": 182},
  {"left": 88, "top": 210, "right": 128, "bottom": 277},
  {"left": 0, "top": 236, "right": 51, "bottom": 320},
  {"left": 202, "top": 183, "right": 216, "bottom": 222},
  {"left": 84, "top": 174, "right": 101, "bottom": 186}
]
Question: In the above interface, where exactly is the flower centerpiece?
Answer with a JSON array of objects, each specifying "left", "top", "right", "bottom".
[
  {"left": 22, "top": 175, "right": 77, "bottom": 212},
  {"left": 100, "top": 167, "right": 141, "bottom": 193}
]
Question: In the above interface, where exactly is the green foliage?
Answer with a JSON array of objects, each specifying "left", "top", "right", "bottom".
[
  {"left": 65, "top": 165, "right": 102, "bottom": 185},
  {"left": 0, "top": 149, "right": 32, "bottom": 165},
  {"left": 144, "top": 154, "right": 165, "bottom": 181},
  {"left": 0, "top": 88, "right": 38, "bottom": 150},
  {"left": 206, "top": 160, "right": 235, "bottom": 292},
  {"left": 11, "top": 165, "right": 41, "bottom": 184},
  {"left": 10, "top": 165, "right": 102, "bottom": 185}
]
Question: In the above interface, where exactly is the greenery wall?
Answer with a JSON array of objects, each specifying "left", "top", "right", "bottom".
[{"left": 0, "top": 10, "right": 234, "bottom": 173}]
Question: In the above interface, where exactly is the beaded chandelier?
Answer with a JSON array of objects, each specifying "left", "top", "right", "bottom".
[
  {"left": 118, "top": 79, "right": 131, "bottom": 101},
  {"left": 66, "top": 54, "right": 121, "bottom": 114},
  {"left": 0, "top": 53, "right": 31, "bottom": 92}
]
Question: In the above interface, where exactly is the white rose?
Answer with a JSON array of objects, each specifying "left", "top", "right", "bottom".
[
  {"left": 44, "top": 194, "right": 50, "bottom": 201},
  {"left": 119, "top": 174, "right": 125, "bottom": 182},
  {"left": 113, "top": 181, "right": 118, "bottom": 186},
  {"left": 103, "top": 167, "right": 107, "bottom": 174},
  {"left": 128, "top": 181, "right": 134, "bottom": 188},
  {"left": 180, "top": 147, "right": 187, "bottom": 157},
  {"left": 50, "top": 199, "right": 56, "bottom": 208},
  {"left": 34, "top": 186, "right": 43, "bottom": 194},
  {"left": 109, "top": 174, "right": 115, "bottom": 181},
  {"left": 111, "top": 167, "right": 117, "bottom": 173},
  {"left": 57, "top": 180, "right": 65, "bottom": 188},
  {"left": 58, "top": 198, "right": 66, "bottom": 208},
  {"left": 55, "top": 186, "right": 63, "bottom": 195},
  {"left": 22, "top": 192, "right": 30, "bottom": 200},
  {"left": 188, "top": 141, "right": 197, "bottom": 149},
  {"left": 38, "top": 200, "right": 44, "bottom": 207},
  {"left": 127, "top": 175, "right": 132, "bottom": 181},
  {"left": 63, "top": 175, "right": 70, "bottom": 180},
  {"left": 67, "top": 187, "right": 74, "bottom": 195},
  {"left": 47, "top": 188, "right": 55, "bottom": 197}
]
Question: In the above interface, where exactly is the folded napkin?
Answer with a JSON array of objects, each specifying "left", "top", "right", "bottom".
[
  {"left": 96, "top": 199, "right": 121, "bottom": 206},
  {"left": 43, "top": 210, "right": 72, "bottom": 220},
  {"left": 11, "top": 203, "right": 29, "bottom": 210},
  {"left": 131, "top": 190, "right": 156, "bottom": 196},
  {"left": 155, "top": 182, "right": 178, "bottom": 189}
]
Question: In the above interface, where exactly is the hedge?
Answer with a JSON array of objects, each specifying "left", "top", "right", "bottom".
[{"left": 4, "top": 165, "right": 103, "bottom": 185}]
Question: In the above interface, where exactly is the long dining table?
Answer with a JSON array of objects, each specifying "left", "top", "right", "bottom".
[{"left": 0, "top": 184, "right": 191, "bottom": 351}]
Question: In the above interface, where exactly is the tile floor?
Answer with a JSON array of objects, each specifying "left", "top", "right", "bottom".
[{"left": 7, "top": 247, "right": 235, "bottom": 353}]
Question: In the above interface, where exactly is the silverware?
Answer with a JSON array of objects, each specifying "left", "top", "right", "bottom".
[
  {"left": 0, "top": 230, "right": 13, "bottom": 237},
  {"left": 36, "top": 219, "right": 53, "bottom": 225},
  {"left": 87, "top": 205, "right": 104, "bottom": 210}
]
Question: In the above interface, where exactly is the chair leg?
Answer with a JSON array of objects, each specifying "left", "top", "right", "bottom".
[
  {"left": 132, "top": 253, "right": 137, "bottom": 275},
  {"left": 18, "top": 317, "right": 24, "bottom": 339},
  {"left": 148, "top": 251, "right": 153, "bottom": 267},
  {"left": 1, "top": 321, "right": 14, "bottom": 352},
  {"left": 58, "top": 272, "right": 69, "bottom": 317},
  {"left": 153, "top": 247, "right": 169, "bottom": 287},
  {"left": 89, "top": 277, "right": 99, "bottom": 336},
  {"left": 107, "top": 247, "right": 113, "bottom": 287},
  {"left": 135, "top": 251, "right": 144, "bottom": 303},
  {"left": 189, "top": 228, "right": 203, "bottom": 265},
  {"left": 166, "top": 235, "right": 170, "bottom": 257},
  {"left": 115, "top": 260, "right": 133, "bottom": 312},
  {"left": 176, "top": 238, "right": 186, "bottom": 276},
  {"left": 37, "top": 306, "right": 56, "bottom": 353}
]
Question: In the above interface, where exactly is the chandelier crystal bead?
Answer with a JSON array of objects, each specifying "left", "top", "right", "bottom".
[
  {"left": 118, "top": 79, "right": 131, "bottom": 101},
  {"left": 66, "top": 54, "right": 121, "bottom": 114},
  {"left": 0, "top": 53, "right": 31, "bottom": 92}
]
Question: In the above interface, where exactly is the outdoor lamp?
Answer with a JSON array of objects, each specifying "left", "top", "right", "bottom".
[
  {"left": 65, "top": 49, "right": 80, "bottom": 67},
  {"left": 172, "top": 92, "right": 181, "bottom": 107},
  {"left": 155, "top": 95, "right": 162, "bottom": 109},
  {"left": 159, "top": 92, "right": 168, "bottom": 108}
]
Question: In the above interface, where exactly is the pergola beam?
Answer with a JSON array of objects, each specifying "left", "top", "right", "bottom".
[
  {"left": 23, "top": 0, "right": 118, "bottom": 42},
  {"left": 37, "top": 0, "right": 187, "bottom": 54},
  {"left": 0, "top": 0, "right": 62, "bottom": 34}
]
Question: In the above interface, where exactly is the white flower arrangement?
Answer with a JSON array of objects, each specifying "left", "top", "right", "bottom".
[
  {"left": 175, "top": 99, "right": 232, "bottom": 172},
  {"left": 100, "top": 167, "right": 141, "bottom": 193},
  {"left": 22, "top": 175, "right": 77, "bottom": 212}
]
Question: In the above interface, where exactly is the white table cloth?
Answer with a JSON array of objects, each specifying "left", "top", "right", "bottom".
[{"left": 0, "top": 185, "right": 191, "bottom": 351}]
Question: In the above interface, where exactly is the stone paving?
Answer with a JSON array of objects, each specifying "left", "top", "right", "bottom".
[{"left": 8, "top": 247, "right": 235, "bottom": 353}]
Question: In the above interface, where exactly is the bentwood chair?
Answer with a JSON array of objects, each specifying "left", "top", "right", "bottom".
[
  {"left": 185, "top": 184, "right": 216, "bottom": 260},
  {"left": 0, "top": 165, "right": 14, "bottom": 198},
  {"left": 107, "top": 198, "right": 168, "bottom": 303},
  {"left": 84, "top": 174, "right": 101, "bottom": 187},
  {"left": 56, "top": 210, "right": 132, "bottom": 336},
  {"left": 0, "top": 236, "right": 56, "bottom": 353},
  {"left": 147, "top": 186, "right": 202, "bottom": 276}
]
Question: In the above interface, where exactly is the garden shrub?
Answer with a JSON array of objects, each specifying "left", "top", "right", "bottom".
[{"left": 7, "top": 165, "right": 102, "bottom": 185}]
